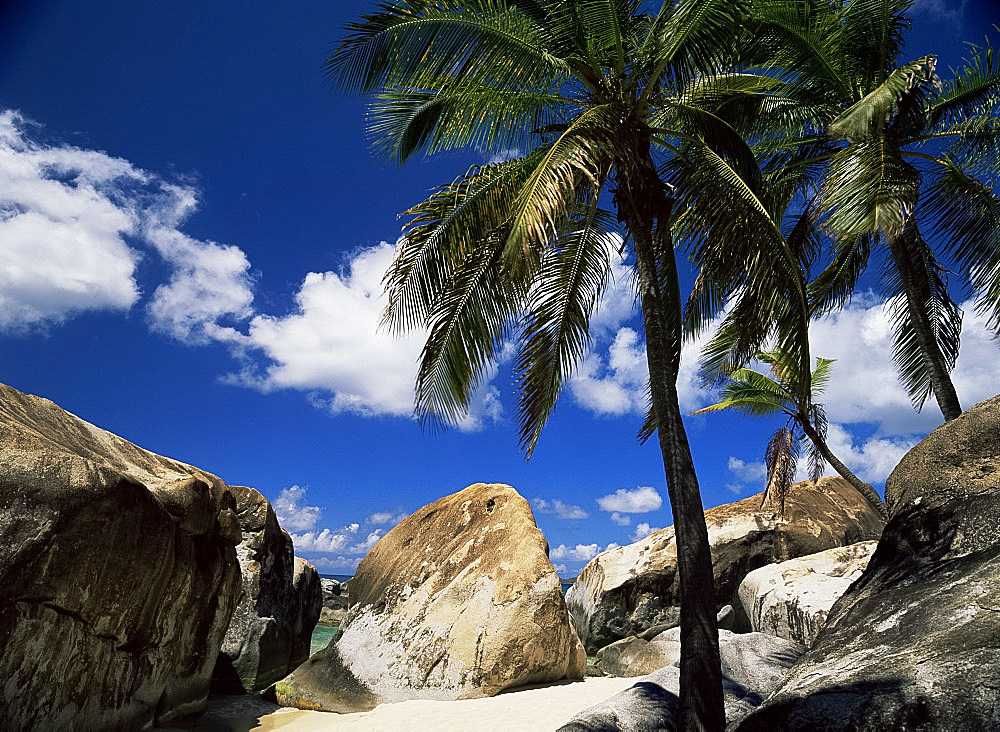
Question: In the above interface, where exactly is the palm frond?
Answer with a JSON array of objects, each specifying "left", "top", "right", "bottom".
[
  {"left": 386, "top": 151, "right": 546, "bottom": 334},
  {"left": 808, "top": 233, "right": 872, "bottom": 316},
  {"left": 881, "top": 220, "right": 963, "bottom": 409},
  {"left": 828, "top": 55, "right": 938, "bottom": 141},
  {"left": 810, "top": 357, "right": 836, "bottom": 396},
  {"left": 515, "top": 197, "right": 619, "bottom": 454},
  {"left": 921, "top": 157, "right": 1000, "bottom": 333},
  {"left": 929, "top": 32, "right": 1000, "bottom": 126},
  {"left": 328, "top": 1, "right": 568, "bottom": 96},
  {"left": 691, "top": 366, "right": 794, "bottom": 417},
  {"left": 804, "top": 402, "right": 828, "bottom": 482}
]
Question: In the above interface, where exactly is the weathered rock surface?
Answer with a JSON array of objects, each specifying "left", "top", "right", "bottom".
[
  {"left": 276, "top": 483, "right": 586, "bottom": 712},
  {"left": 0, "top": 382, "right": 242, "bottom": 730},
  {"left": 561, "top": 630, "right": 804, "bottom": 730},
  {"left": 567, "top": 477, "right": 885, "bottom": 652},
  {"left": 738, "top": 395, "right": 1000, "bottom": 731},
  {"left": 738, "top": 540, "right": 877, "bottom": 646},
  {"left": 213, "top": 485, "right": 323, "bottom": 693},
  {"left": 319, "top": 577, "right": 350, "bottom": 624}
]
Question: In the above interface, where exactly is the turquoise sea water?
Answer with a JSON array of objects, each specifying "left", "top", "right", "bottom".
[{"left": 310, "top": 623, "right": 339, "bottom": 656}]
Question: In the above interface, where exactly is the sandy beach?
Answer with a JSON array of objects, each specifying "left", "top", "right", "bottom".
[{"left": 243, "top": 677, "right": 636, "bottom": 731}]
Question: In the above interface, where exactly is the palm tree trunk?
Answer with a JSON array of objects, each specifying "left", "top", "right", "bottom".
[
  {"left": 798, "top": 419, "right": 889, "bottom": 520},
  {"left": 621, "top": 150, "right": 724, "bottom": 731},
  {"left": 885, "top": 233, "right": 963, "bottom": 421}
]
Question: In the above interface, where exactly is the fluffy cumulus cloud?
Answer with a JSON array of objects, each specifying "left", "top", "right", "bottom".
[
  {"left": 566, "top": 249, "right": 720, "bottom": 418},
  {"left": 230, "top": 242, "right": 502, "bottom": 429},
  {"left": 725, "top": 456, "right": 767, "bottom": 495},
  {"left": 809, "top": 295, "right": 1000, "bottom": 437},
  {"left": 532, "top": 497, "right": 589, "bottom": 520},
  {"left": 596, "top": 485, "right": 663, "bottom": 514},
  {"left": 272, "top": 485, "right": 323, "bottom": 532},
  {"left": 609, "top": 511, "right": 631, "bottom": 526},
  {"left": 366, "top": 510, "right": 408, "bottom": 526},
  {"left": 631, "top": 522, "right": 660, "bottom": 542},
  {"left": 549, "top": 543, "right": 600, "bottom": 562},
  {"left": 0, "top": 110, "right": 254, "bottom": 338}
]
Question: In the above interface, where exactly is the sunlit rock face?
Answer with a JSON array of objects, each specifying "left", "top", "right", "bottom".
[
  {"left": 213, "top": 484, "right": 322, "bottom": 693},
  {"left": 0, "top": 381, "right": 242, "bottom": 730},
  {"left": 275, "top": 482, "right": 586, "bottom": 713},
  {"left": 567, "top": 477, "right": 886, "bottom": 653},
  {"left": 738, "top": 540, "right": 878, "bottom": 647},
  {"left": 738, "top": 395, "right": 1000, "bottom": 731}
]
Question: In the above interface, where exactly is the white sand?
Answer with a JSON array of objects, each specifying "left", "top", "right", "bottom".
[{"left": 249, "top": 677, "right": 636, "bottom": 731}]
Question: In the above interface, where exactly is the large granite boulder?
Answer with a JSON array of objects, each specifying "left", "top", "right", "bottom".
[
  {"left": 567, "top": 477, "right": 885, "bottom": 653},
  {"left": 275, "top": 482, "right": 586, "bottom": 712},
  {"left": 738, "top": 540, "right": 877, "bottom": 646},
  {"left": 560, "top": 630, "right": 804, "bottom": 730},
  {"left": 0, "top": 382, "right": 243, "bottom": 729},
  {"left": 738, "top": 395, "right": 1000, "bottom": 731},
  {"left": 213, "top": 485, "right": 323, "bottom": 693}
]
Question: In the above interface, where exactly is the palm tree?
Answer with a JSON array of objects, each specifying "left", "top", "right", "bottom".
[
  {"left": 327, "top": 1, "right": 762, "bottom": 727},
  {"left": 748, "top": 2, "right": 1000, "bottom": 422},
  {"left": 693, "top": 350, "right": 888, "bottom": 519}
]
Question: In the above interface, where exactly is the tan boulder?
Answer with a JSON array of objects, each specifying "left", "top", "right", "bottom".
[
  {"left": 276, "top": 483, "right": 585, "bottom": 712},
  {"left": 0, "top": 382, "right": 242, "bottom": 730},
  {"left": 566, "top": 477, "right": 885, "bottom": 653},
  {"left": 738, "top": 540, "right": 877, "bottom": 646}
]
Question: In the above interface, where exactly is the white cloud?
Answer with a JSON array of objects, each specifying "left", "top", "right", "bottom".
[
  {"left": 728, "top": 456, "right": 767, "bottom": 484},
  {"left": 0, "top": 110, "right": 142, "bottom": 331},
  {"left": 367, "top": 510, "right": 408, "bottom": 526},
  {"left": 291, "top": 528, "right": 352, "bottom": 553},
  {"left": 0, "top": 110, "right": 255, "bottom": 341},
  {"left": 309, "top": 555, "right": 363, "bottom": 572},
  {"left": 631, "top": 522, "right": 660, "bottom": 542},
  {"left": 349, "top": 530, "right": 383, "bottom": 555},
  {"left": 144, "top": 184, "right": 254, "bottom": 343},
  {"left": 550, "top": 543, "right": 601, "bottom": 562},
  {"left": 799, "top": 423, "right": 916, "bottom": 485},
  {"left": 912, "top": 0, "right": 967, "bottom": 22},
  {"left": 532, "top": 497, "right": 589, "bottom": 520},
  {"left": 272, "top": 485, "right": 323, "bottom": 532},
  {"left": 552, "top": 562, "right": 569, "bottom": 575},
  {"left": 609, "top": 511, "right": 631, "bottom": 526},
  {"left": 596, "top": 485, "right": 663, "bottom": 513},
  {"left": 809, "top": 296, "right": 1000, "bottom": 436}
]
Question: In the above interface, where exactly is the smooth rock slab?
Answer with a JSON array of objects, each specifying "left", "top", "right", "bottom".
[
  {"left": 738, "top": 395, "right": 1000, "bottom": 731},
  {"left": 738, "top": 540, "right": 877, "bottom": 646},
  {"left": 276, "top": 483, "right": 585, "bottom": 712},
  {"left": 567, "top": 477, "right": 885, "bottom": 653},
  {"left": 0, "top": 382, "right": 242, "bottom": 730}
]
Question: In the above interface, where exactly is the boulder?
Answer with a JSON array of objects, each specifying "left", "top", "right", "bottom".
[
  {"left": 567, "top": 477, "right": 885, "bottom": 653},
  {"left": 212, "top": 485, "right": 322, "bottom": 693},
  {"left": 319, "top": 577, "right": 350, "bottom": 625},
  {"left": 561, "top": 630, "right": 804, "bottom": 730},
  {"left": 738, "top": 395, "right": 1000, "bottom": 731},
  {"left": 0, "top": 382, "right": 242, "bottom": 729},
  {"left": 276, "top": 483, "right": 586, "bottom": 712},
  {"left": 738, "top": 540, "right": 877, "bottom": 646}
]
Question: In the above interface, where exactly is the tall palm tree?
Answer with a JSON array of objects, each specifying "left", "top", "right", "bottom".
[
  {"left": 748, "top": 1, "right": 1000, "bottom": 422},
  {"left": 327, "top": 1, "right": 762, "bottom": 727},
  {"left": 693, "top": 350, "right": 888, "bottom": 519}
]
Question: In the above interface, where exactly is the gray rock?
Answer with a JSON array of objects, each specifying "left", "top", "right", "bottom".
[
  {"left": 738, "top": 395, "right": 1000, "bottom": 731},
  {"left": 213, "top": 485, "right": 323, "bottom": 693},
  {"left": 561, "top": 630, "right": 804, "bottom": 731},
  {"left": 738, "top": 541, "right": 877, "bottom": 646},
  {"left": 0, "top": 382, "right": 242, "bottom": 730},
  {"left": 276, "top": 483, "right": 585, "bottom": 712},
  {"left": 567, "top": 478, "right": 885, "bottom": 653}
]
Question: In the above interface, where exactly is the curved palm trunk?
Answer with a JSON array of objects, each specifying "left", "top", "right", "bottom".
[
  {"left": 621, "top": 150, "right": 724, "bottom": 731},
  {"left": 798, "top": 419, "right": 889, "bottom": 520},
  {"left": 886, "top": 234, "right": 963, "bottom": 421}
]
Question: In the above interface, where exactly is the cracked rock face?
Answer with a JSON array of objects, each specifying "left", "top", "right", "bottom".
[
  {"left": 738, "top": 395, "right": 1000, "bottom": 731},
  {"left": 275, "top": 483, "right": 585, "bottom": 712},
  {"left": 566, "top": 477, "right": 885, "bottom": 654},
  {"left": 212, "top": 485, "right": 322, "bottom": 693},
  {"left": 0, "top": 382, "right": 242, "bottom": 730}
]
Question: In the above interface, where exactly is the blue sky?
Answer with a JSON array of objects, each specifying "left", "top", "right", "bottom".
[{"left": 1, "top": 1, "right": 997, "bottom": 576}]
